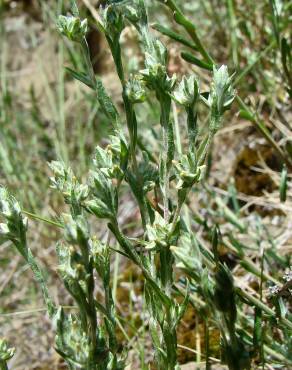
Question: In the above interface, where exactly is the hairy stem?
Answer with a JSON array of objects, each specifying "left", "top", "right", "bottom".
[
  {"left": 159, "top": 93, "right": 172, "bottom": 222},
  {"left": 0, "top": 362, "right": 8, "bottom": 370},
  {"left": 88, "top": 266, "right": 98, "bottom": 368},
  {"left": 108, "top": 36, "right": 149, "bottom": 230},
  {"left": 81, "top": 241, "right": 98, "bottom": 368}
]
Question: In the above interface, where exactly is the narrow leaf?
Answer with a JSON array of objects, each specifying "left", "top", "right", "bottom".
[
  {"left": 70, "top": 0, "right": 79, "bottom": 17},
  {"left": 253, "top": 307, "right": 262, "bottom": 351},
  {"left": 152, "top": 23, "right": 198, "bottom": 51},
  {"left": 239, "top": 109, "right": 254, "bottom": 121},
  {"left": 280, "top": 165, "right": 287, "bottom": 202},
  {"left": 181, "top": 52, "right": 213, "bottom": 71},
  {"left": 96, "top": 78, "right": 120, "bottom": 123},
  {"left": 65, "top": 67, "right": 95, "bottom": 89}
]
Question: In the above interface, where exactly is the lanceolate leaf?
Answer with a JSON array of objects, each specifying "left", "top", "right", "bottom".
[
  {"left": 96, "top": 78, "right": 120, "bottom": 123},
  {"left": 152, "top": 23, "right": 198, "bottom": 51},
  {"left": 69, "top": 0, "right": 80, "bottom": 17},
  {"left": 181, "top": 51, "right": 213, "bottom": 70},
  {"left": 280, "top": 165, "right": 287, "bottom": 202},
  {"left": 65, "top": 67, "right": 95, "bottom": 89}
]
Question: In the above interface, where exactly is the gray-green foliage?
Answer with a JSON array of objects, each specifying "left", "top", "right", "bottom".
[{"left": 1, "top": 0, "right": 291, "bottom": 370}]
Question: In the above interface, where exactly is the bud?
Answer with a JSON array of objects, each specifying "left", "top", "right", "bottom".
[
  {"left": 0, "top": 338, "right": 15, "bottom": 362},
  {"left": 100, "top": 4, "right": 124, "bottom": 39},
  {"left": 173, "top": 153, "right": 205, "bottom": 190},
  {"left": 91, "top": 238, "right": 106, "bottom": 258},
  {"left": 121, "top": 0, "right": 147, "bottom": 30},
  {"left": 57, "top": 15, "right": 88, "bottom": 43},
  {"left": 87, "top": 169, "right": 118, "bottom": 220},
  {"left": 84, "top": 198, "right": 114, "bottom": 220},
  {"left": 94, "top": 146, "right": 112, "bottom": 170},
  {"left": 49, "top": 161, "right": 88, "bottom": 204},
  {"left": 141, "top": 40, "right": 176, "bottom": 93},
  {"left": 145, "top": 212, "right": 176, "bottom": 251},
  {"left": 148, "top": 39, "right": 168, "bottom": 67},
  {"left": 125, "top": 75, "right": 146, "bottom": 104},
  {"left": 0, "top": 187, "right": 27, "bottom": 244},
  {"left": 202, "top": 65, "right": 236, "bottom": 133},
  {"left": 94, "top": 137, "right": 128, "bottom": 181},
  {"left": 212, "top": 65, "right": 235, "bottom": 112},
  {"left": 57, "top": 242, "right": 83, "bottom": 281},
  {"left": 0, "top": 187, "right": 21, "bottom": 219},
  {"left": 173, "top": 75, "right": 199, "bottom": 108},
  {"left": 49, "top": 160, "right": 72, "bottom": 194}
]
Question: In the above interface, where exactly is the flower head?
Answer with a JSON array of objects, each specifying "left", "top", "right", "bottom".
[
  {"left": 57, "top": 15, "right": 88, "bottom": 42},
  {"left": 173, "top": 75, "right": 199, "bottom": 108},
  {"left": 0, "top": 338, "right": 15, "bottom": 362}
]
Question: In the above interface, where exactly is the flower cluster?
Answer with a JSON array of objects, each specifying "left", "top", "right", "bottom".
[
  {"left": 173, "top": 75, "right": 200, "bottom": 108},
  {"left": 0, "top": 187, "right": 27, "bottom": 245},
  {"left": 57, "top": 15, "right": 88, "bottom": 42},
  {"left": 0, "top": 338, "right": 15, "bottom": 363}
]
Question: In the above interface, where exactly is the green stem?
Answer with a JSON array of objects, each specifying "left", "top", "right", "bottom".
[
  {"left": 0, "top": 361, "right": 8, "bottom": 370},
  {"left": 236, "top": 287, "right": 292, "bottom": 331},
  {"left": 81, "top": 240, "right": 98, "bottom": 368},
  {"left": 162, "top": 128, "right": 170, "bottom": 222},
  {"left": 104, "top": 237, "right": 118, "bottom": 354},
  {"left": 171, "top": 200, "right": 183, "bottom": 233},
  {"left": 159, "top": 93, "right": 172, "bottom": 222},
  {"left": 23, "top": 210, "right": 64, "bottom": 228},
  {"left": 109, "top": 221, "right": 171, "bottom": 308},
  {"left": 160, "top": 0, "right": 215, "bottom": 65},
  {"left": 186, "top": 106, "right": 197, "bottom": 151},
  {"left": 123, "top": 92, "right": 149, "bottom": 229},
  {"left": 87, "top": 264, "right": 98, "bottom": 368},
  {"left": 108, "top": 36, "right": 149, "bottom": 230},
  {"left": 173, "top": 102, "right": 182, "bottom": 155},
  {"left": 198, "top": 132, "right": 214, "bottom": 167},
  {"left": 157, "top": 94, "right": 178, "bottom": 369},
  {"left": 19, "top": 242, "right": 56, "bottom": 318}
]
